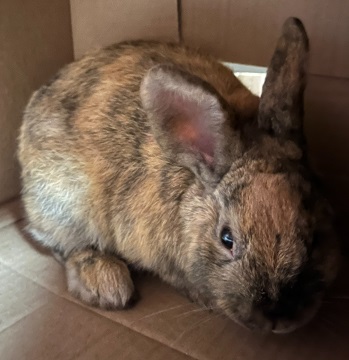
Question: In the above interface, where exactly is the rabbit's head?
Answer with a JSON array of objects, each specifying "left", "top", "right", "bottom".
[{"left": 141, "top": 18, "right": 340, "bottom": 333}]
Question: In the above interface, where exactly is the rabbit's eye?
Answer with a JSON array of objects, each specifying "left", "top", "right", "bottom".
[{"left": 220, "top": 227, "right": 234, "bottom": 251}]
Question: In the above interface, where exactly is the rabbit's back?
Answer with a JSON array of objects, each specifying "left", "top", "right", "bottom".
[{"left": 21, "top": 41, "right": 255, "bottom": 154}]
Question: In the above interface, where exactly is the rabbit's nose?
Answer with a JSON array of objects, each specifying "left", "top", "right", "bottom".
[
  {"left": 262, "top": 302, "right": 295, "bottom": 321},
  {"left": 256, "top": 293, "right": 299, "bottom": 321}
]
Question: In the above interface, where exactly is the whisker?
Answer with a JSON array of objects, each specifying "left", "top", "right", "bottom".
[
  {"left": 171, "top": 313, "right": 217, "bottom": 346},
  {"left": 174, "top": 306, "right": 220, "bottom": 319},
  {"left": 130, "top": 303, "right": 193, "bottom": 324}
]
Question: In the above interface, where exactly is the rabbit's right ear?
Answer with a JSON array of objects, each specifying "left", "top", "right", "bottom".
[{"left": 140, "top": 65, "right": 238, "bottom": 188}]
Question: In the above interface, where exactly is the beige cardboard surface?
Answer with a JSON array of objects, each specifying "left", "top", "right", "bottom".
[
  {"left": 0, "top": 0, "right": 73, "bottom": 204},
  {"left": 0, "top": 298, "right": 192, "bottom": 360},
  {"left": 1, "top": 206, "right": 348, "bottom": 360},
  {"left": 181, "top": 0, "right": 349, "bottom": 79},
  {"left": 70, "top": 0, "right": 179, "bottom": 59}
]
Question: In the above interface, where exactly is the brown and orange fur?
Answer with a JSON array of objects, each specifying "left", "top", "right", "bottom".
[{"left": 18, "top": 18, "right": 339, "bottom": 333}]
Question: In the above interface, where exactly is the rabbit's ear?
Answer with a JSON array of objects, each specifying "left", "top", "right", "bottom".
[
  {"left": 140, "top": 64, "right": 238, "bottom": 187},
  {"left": 258, "top": 18, "right": 309, "bottom": 143}
]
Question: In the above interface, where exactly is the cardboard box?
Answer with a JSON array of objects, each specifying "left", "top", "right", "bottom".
[{"left": 1, "top": 1, "right": 348, "bottom": 359}]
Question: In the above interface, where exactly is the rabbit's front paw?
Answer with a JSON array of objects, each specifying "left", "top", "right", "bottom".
[{"left": 65, "top": 249, "right": 136, "bottom": 310}]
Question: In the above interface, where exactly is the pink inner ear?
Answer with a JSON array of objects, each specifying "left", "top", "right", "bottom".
[{"left": 170, "top": 97, "right": 215, "bottom": 166}]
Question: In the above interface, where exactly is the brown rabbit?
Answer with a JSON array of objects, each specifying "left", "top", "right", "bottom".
[{"left": 18, "top": 18, "right": 339, "bottom": 333}]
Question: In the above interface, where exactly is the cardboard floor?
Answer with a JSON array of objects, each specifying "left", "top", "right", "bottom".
[{"left": 1, "top": 200, "right": 348, "bottom": 360}]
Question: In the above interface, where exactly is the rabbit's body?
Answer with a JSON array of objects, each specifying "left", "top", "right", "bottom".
[
  {"left": 19, "top": 41, "right": 256, "bottom": 286},
  {"left": 18, "top": 19, "right": 339, "bottom": 333}
]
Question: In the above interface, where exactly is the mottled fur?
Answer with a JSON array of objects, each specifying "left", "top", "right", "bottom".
[{"left": 18, "top": 18, "right": 339, "bottom": 333}]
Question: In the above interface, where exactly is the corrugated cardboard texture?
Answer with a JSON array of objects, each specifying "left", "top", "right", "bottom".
[
  {"left": 0, "top": 202, "right": 348, "bottom": 359},
  {"left": 181, "top": 0, "right": 349, "bottom": 79},
  {"left": 0, "top": 0, "right": 73, "bottom": 204},
  {"left": 70, "top": 0, "right": 179, "bottom": 59}
]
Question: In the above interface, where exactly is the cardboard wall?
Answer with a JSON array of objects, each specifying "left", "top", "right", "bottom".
[
  {"left": 0, "top": 0, "right": 74, "bottom": 204},
  {"left": 70, "top": 0, "right": 179, "bottom": 59},
  {"left": 181, "top": 0, "right": 349, "bottom": 78}
]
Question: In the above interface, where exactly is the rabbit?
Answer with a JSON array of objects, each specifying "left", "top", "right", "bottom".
[{"left": 18, "top": 17, "right": 340, "bottom": 333}]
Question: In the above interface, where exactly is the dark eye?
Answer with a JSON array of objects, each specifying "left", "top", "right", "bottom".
[{"left": 220, "top": 227, "right": 234, "bottom": 251}]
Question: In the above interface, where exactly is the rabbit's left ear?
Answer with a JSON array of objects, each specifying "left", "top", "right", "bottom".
[{"left": 258, "top": 18, "right": 309, "bottom": 143}]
